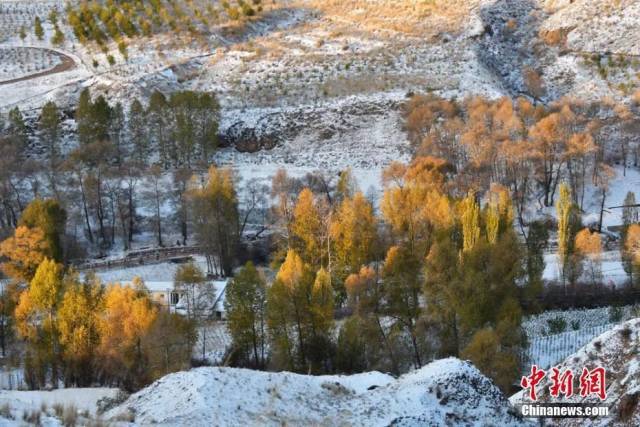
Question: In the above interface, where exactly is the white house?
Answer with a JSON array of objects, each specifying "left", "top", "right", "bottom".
[{"left": 121, "top": 279, "right": 229, "bottom": 319}]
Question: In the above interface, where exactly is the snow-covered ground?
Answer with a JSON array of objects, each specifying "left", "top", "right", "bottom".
[
  {"left": 93, "top": 256, "right": 210, "bottom": 283},
  {"left": 0, "top": 387, "right": 118, "bottom": 425},
  {"left": 0, "top": 47, "right": 60, "bottom": 81},
  {"left": 543, "top": 250, "right": 628, "bottom": 285},
  {"left": 523, "top": 305, "right": 638, "bottom": 338},
  {"left": 107, "top": 358, "right": 528, "bottom": 426}
]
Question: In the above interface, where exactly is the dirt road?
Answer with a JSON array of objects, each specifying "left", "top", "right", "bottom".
[{"left": 0, "top": 47, "right": 76, "bottom": 86}]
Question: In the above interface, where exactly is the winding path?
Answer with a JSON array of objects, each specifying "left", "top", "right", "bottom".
[{"left": 0, "top": 47, "right": 76, "bottom": 86}]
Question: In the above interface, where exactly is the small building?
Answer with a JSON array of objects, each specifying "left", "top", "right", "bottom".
[{"left": 121, "top": 279, "right": 229, "bottom": 319}]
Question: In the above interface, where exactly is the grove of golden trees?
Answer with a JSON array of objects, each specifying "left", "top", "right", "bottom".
[{"left": 0, "top": 199, "right": 195, "bottom": 391}]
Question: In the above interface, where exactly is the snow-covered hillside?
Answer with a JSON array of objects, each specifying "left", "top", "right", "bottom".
[
  {"left": 511, "top": 318, "right": 640, "bottom": 425},
  {"left": 107, "top": 358, "right": 528, "bottom": 426}
]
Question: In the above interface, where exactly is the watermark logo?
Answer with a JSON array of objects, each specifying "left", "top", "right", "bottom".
[
  {"left": 518, "top": 365, "right": 609, "bottom": 419},
  {"left": 520, "top": 365, "right": 607, "bottom": 401}
]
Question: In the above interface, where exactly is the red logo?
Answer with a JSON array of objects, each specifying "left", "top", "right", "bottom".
[
  {"left": 579, "top": 367, "right": 607, "bottom": 400},
  {"left": 521, "top": 365, "right": 546, "bottom": 401},
  {"left": 521, "top": 366, "right": 607, "bottom": 401},
  {"left": 549, "top": 367, "right": 574, "bottom": 398}
]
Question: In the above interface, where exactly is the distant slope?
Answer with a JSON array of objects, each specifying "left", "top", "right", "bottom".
[{"left": 108, "top": 358, "right": 528, "bottom": 426}]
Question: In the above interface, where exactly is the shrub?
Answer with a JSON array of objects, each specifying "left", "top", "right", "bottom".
[
  {"left": 547, "top": 316, "right": 567, "bottom": 334},
  {"left": 593, "top": 340, "right": 602, "bottom": 351},
  {"left": 241, "top": 4, "right": 256, "bottom": 16},
  {"left": 228, "top": 8, "right": 240, "bottom": 20},
  {"left": 0, "top": 403, "right": 12, "bottom": 419},
  {"left": 570, "top": 320, "right": 580, "bottom": 331},
  {"left": 619, "top": 327, "right": 633, "bottom": 341},
  {"left": 62, "top": 405, "right": 78, "bottom": 427},
  {"left": 96, "top": 390, "right": 130, "bottom": 414},
  {"left": 22, "top": 410, "right": 41, "bottom": 425},
  {"left": 608, "top": 306, "right": 623, "bottom": 323},
  {"left": 35, "top": 16, "right": 44, "bottom": 41},
  {"left": 52, "top": 27, "right": 65, "bottom": 45},
  {"left": 53, "top": 403, "right": 64, "bottom": 418}
]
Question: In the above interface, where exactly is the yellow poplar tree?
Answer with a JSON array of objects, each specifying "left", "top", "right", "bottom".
[
  {"left": 625, "top": 224, "right": 640, "bottom": 286},
  {"left": 58, "top": 275, "right": 104, "bottom": 386},
  {"left": 485, "top": 184, "right": 513, "bottom": 244},
  {"left": 460, "top": 192, "right": 480, "bottom": 252},
  {"left": 557, "top": 183, "right": 572, "bottom": 266},
  {"left": 312, "top": 267, "right": 334, "bottom": 333},
  {"left": 575, "top": 228, "right": 602, "bottom": 285},
  {"left": 15, "top": 258, "right": 65, "bottom": 388},
  {"left": 291, "top": 188, "right": 324, "bottom": 266},
  {"left": 330, "top": 192, "right": 377, "bottom": 279},
  {"left": 267, "top": 250, "right": 322, "bottom": 372}
]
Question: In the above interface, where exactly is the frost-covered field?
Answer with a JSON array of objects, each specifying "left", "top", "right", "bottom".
[
  {"left": 0, "top": 1, "right": 62, "bottom": 44},
  {"left": 523, "top": 305, "right": 638, "bottom": 369},
  {"left": 195, "top": 322, "right": 232, "bottom": 365},
  {"left": 92, "top": 259, "right": 205, "bottom": 284},
  {"left": 0, "top": 387, "right": 118, "bottom": 425},
  {"left": 526, "top": 324, "right": 616, "bottom": 369},
  {"left": 523, "top": 305, "right": 638, "bottom": 338},
  {"left": 0, "top": 47, "right": 60, "bottom": 81}
]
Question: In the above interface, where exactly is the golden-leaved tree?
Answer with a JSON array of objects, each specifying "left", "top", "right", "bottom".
[
  {"left": 267, "top": 250, "right": 333, "bottom": 373},
  {"left": 330, "top": 192, "right": 377, "bottom": 298},
  {"left": 57, "top": 274, "right": 104, "bottom": 386},
  {"left": 15, "top": 258, "right": 65, "bottom": 388},
  {"left": 98, "top": 284, "right": 157, "bottom": 390},
  {"left": 575, "top": 228, "right": 602, "bottom": 285},
  {"left": 291, "top": 188, "right": 325, "bottom": 267},
  {"left": 189, "top": 166, "right": 240, "bottom": 277},
  {"left": 381, "top": 156, "right": 452, "bottom": 257},
  {"left": 0, "top": 226, "right": 51, "bottom": 283}
]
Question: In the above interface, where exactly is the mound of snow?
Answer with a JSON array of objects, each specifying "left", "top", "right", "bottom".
[
  {"left": 108, "top": 358, "right": 526, "bottom": 426},
  {"left": 511, "top": 318, "right": 640, "bottom": 425}
]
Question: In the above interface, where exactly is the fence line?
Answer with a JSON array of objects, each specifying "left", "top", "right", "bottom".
[
  {"left": 525, "top": 324, "right": 613, "bottom": 371},
  {"left": 72, "top": 245, "right": 203, "bottom": 272}
]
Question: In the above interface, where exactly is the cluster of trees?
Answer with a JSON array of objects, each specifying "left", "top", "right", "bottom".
[
  {"left": 0, "top": 199, "right": 195, "bottom": 391},
  {"left": 75, "top": 88, "right": 220, "bottom": 167},
  {"left": 66, "top": 0, "right": 266, "bottom": 54},
  {"left": 405, "top": 94, "right": 640, "bottom": 233},
  {"left": 20, "top": 10, "right": 64, "bottom": 45},
  {"left": 0, "top": 88, "right": 220, "bottom": 253},
  {"left": 405, "top": 93, "right": 640, "bottom": 289},
  {"left": 224, "top": 158, "right": 537, "bottom": 391}
]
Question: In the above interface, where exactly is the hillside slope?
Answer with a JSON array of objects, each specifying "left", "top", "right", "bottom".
[
  {"left": 3, "top": 0, "right": 639, "bottom": 170},
  {"left": 107, "top": 358, "right": 527, "bottom": 426}
]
